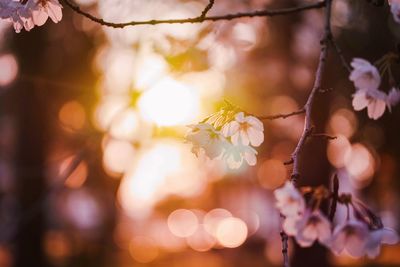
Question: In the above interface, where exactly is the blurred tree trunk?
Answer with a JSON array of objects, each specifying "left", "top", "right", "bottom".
[{"left": 12, "top": 31, "right": 50, "bottom": 267}]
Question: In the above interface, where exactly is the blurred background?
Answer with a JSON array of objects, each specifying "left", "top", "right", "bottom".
[{"left": 0, "top": 0, "right": 399, "bottom": 266}]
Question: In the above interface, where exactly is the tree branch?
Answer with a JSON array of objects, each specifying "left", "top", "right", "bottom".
[
  {"left": 290, "top": 0, "right": 332, "bottom": 184},
  {"left": 329, "top": 174, "right": 339, "bottom": 221},
  {"left": 330, "top": 37, "right": 351, "bottom": 73},
  {"left": 280, "top": 1, "right": 332, "bottom": 266},
  {"left": 311, "top": 133, "right": 337, "bottom": 140},
  {"left": 200, "top": 0, "right": 215, "bottom": 18},
  {"left": 258, "top": 108, "right": 305, "bottom": 120},
  {"left": 61, "top": 0, "right": 326, "bottom": 28}
]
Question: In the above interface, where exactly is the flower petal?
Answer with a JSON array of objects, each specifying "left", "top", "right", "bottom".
[
  {"left": 247, "top": 127, "right": 264, "bottom": 147},
  {"left": 222, "top": 121, "right": 239, "bottom": 137},
  {"left": 381, "top": 228, "right": 399, "bottom": 245},
  {"left": 367, "top": 99, "right": 386, "bottom": 120},
  {"left": 352, "top": 91, "right": 369, "bottom": 111}
]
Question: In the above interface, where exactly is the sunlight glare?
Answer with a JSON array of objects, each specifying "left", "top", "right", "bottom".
[{"left": 138, "top": 77, "right": 199, "bottom": 126}]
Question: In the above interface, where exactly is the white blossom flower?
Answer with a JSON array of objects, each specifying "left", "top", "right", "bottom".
[
  {"left": 0, "top": 0, "right": 62, "bottom": 33},
  {"left": 389, "top": 0, "right": 400, "bottom": 23},
  {"left": 350, "top": 58, "right": 381, "bottom": 92},
  {"left": 290, "top": 209, "right": 332, "bottom": 247},
  {"left": 365, "top": 227, "right": 399, "bottom": 258},
  {"left": 222, "top": 142, "right": 257, "bottom": 169},
  {"left": 350, "top": 58, "right": 400, "bottom": 119},
  {"left": 274, "top": 181, "right": 305, "bottom": 217},
  {"left": 185, "top": 123, "right": 227, "bottom": 159},
  {"left": 222, "top": 112, "right": 264, "bottom": 147},
  {"left": 329, "top": 220, "right": 369, "bottom": 258}
]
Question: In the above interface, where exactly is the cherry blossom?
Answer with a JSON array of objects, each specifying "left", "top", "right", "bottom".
[
  {"left": 221, "top": 142, "right": 257, "bottom": 169},
  {"left": 0, "top": 0, "right": 62, "bottom": 33},
  {"left": 289, "top": 209, "right": 332, "bottom": 247},
  {"left": 222, "top": 112, "right": 264, "bottom": 147},
  {"left": 350, "top": 58, "right": 381, "bottom": 92},
  {"left": 350, "top": 58, "right": 400, "bottom": 119},
  {"left": 274, "top": 182, "right": 305, "bottom": 217},
  {"left": 185, "top": 123, "right": 227, "bottom": 159},
  {"left": 329, "top": 219, "right": 369, "bottom": 258},
  {"left": 365, "top": 227, "right": 399, "bottom": 258}
]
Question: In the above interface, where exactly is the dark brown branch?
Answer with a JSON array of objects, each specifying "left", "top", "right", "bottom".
[
  {"left": 311, "top": 133, "right": 337, "bottom": 140},
  {"left": 281, "top": 1, "right": 332, "bottom": 267},
  {"left": 259, "top": 108, "right": 305, "bottom": 120},
  {"left": 290, "top": 0, "right": 332, "bottom": 184},
  {"left": 200, "top": 0, "right": 215, "bottom": 18},
  {"left": 61, "top": 0, "right": 325, "bottom": 28},
  {"left": 280, "top": 230, "right": 290, "bottom": 266},
  {"left": 330, "top": 37, "right": 351, "bottom": 73},
  {"left": 329, "top": 174, "right": 339, "bottom": 221}
]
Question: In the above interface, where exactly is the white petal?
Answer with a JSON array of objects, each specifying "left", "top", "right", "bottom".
[
  {"left": 296, "top": 232, "right": 315, "bottom": 247},
  {"left": 244, "top": 148, "right": 257, "bottom": 166},
  {"left": 247, "top": 127, "right": 264, "bottom": 147},
  {"left": 226, "top": 154, "right": 243, "bottom": 169},
  {"left": 367, "top": 99, "right": 386, "bottom": 120},
  {"left": 32, "top": 10, "right": 48, "bottom": 26},
  {"left": 231, "top": 132, "right": 241, "bottom": 145},
  {"left": 239, "top": 130, "right": 250, "bottom": 146},
  {"left": 283, "top": 217, "right": 300, "bottom": 236},
  {"left": 345, "top": 234, "right": 367, "bottom": 258},
  {"left": 222, "top": 121, "right": 239, "bottom": 137},
  {"left": 46, "top": 0, "right": 62, "bottom": 22},
  {"left": 330, "top": 229, "right": 346, "bottom": 255},
  {"left": 352, "top": 91, "right": 369, "bottom": 111},
  {"left": 316, "top": 216, "right": 332, "bottom": 245},
  {"left": 246, "top": 115, "right": 264, "bottom": 131},
  {"left": 234, "top": 112, "right": 245, "bottom": 123},
  {"left": 381, "top": 228, "right": 399, "bottom": 245}
]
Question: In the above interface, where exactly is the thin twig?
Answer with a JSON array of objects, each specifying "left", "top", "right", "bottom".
[
  {"left": 200, "top": 0, "right": 215, "bottom": 18},
  {"left": 280, "top": 230, "right": 290, "bottom": 266},
  {"left": 329, "top": 174, "right": 339, "bottom": 221},
  {"left": 330, "top": 37, "right": 351, "bottom": 73},
  {"left": 258, "top": 108, "right": 305, "bottom": 120},
  {"left": 61, "top": 0, "right": 325, "bottom": 28},
  {"left": 311, "top": 133, "right": 337, "bottom": 140}
]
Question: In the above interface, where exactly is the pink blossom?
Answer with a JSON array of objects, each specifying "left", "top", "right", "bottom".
[
  {"left": 389, "top": 0, "right": 400, "bottom": 23},
  {"left": 0, "top": 0, "right": 62, "bottom": 33},
  {"left": 330, "top": 220, "right": 369, "bottom": 258},
  {"left": 290, "top": 210, "right": 332, "bottom": 247},
  {"left": 350, "top": 58, "right": 400, "bottom": 119},
  {"left": 365, "top": 227, "right": 399, "bottom": 258},
  {"left": 274, "top": 182, "right": 305, "bottom": 217}
]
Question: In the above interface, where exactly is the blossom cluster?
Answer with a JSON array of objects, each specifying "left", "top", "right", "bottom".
[
  {"left": 350, "top": 58, "right": 400, "bottom": 120},
  {"left": 185, "top": 103, "right": 264, "bottom": 169},
  {"left": 0, "top": 0, "right": 62, "bottom": 33},
  {"left": 274, "top": 182, "right": 399, "bottom": 258}
]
